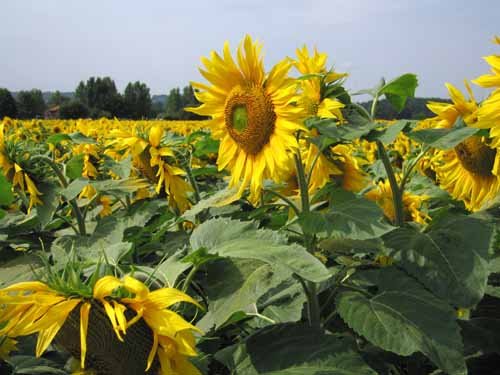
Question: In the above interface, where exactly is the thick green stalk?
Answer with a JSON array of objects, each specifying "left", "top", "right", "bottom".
[
  {"left": 376, "top": 140, "right": 404, "bottom": 227},
  {"left": 293, "top": 151, "right": 321, "bottom": 330}
]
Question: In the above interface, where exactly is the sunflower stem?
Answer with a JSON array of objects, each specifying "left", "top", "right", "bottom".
[
  {"left": 293, "top": 150, "right": 321, "bottom": 330},
  {"left": 185, "top": 149, "right": 201, "bottom": 204},
  {"left": 370, "top": 92, "right": 380, "bottom": 119},
  {"left": 182, "top": 265, "right": 199, "bottom": 293},
  {"left": 265, "top": 189, "right": 301, "bottom": 217},
  {"left": 376, "top": 140, "right": 404, "bottom": 227}
]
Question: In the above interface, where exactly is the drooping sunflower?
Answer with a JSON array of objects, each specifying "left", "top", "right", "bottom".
[
  {"left": 187, "top": 35, "right": 304, "bottom": 204},
  {"left": 0, "top": 275, "right": 201, "bottom": 375},
  {"left": 427, "top": 83, "right": 500, "bottom": 211},
  {"left": 106, "top": 125, "right": 192, "bottom": 212},
  {"left": 0, "top": 122, "right": 43, "bottom": 212}
]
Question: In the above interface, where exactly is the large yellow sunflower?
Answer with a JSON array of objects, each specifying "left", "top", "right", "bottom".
[
  {"left": 427, "top": 83, "right": 500, "bottom": 211},
  {"left": 187, "top": 35, "right": 304, "bottom": 204}
]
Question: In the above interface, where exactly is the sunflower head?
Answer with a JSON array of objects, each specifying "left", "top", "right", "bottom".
[{"left": 187, "top": 35, "right": 304, "bottom": 204}]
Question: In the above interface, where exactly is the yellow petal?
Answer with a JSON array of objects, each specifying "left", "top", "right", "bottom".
[
  {"left": 147, "top": 288, "right": 202, "bottom": 310},
  {"left": 92, "top": 276, "right": 122, "bottom": 299},
  {"left": 146, "top": 332, "right": 158, "bottom": 371},
  {"left": 149, "top": 126, "right": 164, "bottom": 148},
  {"left": 80, "top": 302, "right": 91, "bottom": 368},
  {"left": 122, "top": 276, "right": 149, "bottom": 300}
]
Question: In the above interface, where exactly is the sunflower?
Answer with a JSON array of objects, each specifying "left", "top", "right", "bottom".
[
  {"left": 291, "top": 46, "right": 352, "bottom": 193},
  {"left": 0, "top": 275, "right": 201, "bottom": 374},
  {"left": 472, "top": 43, "right": 500, "bottom": 177},
  {"left": 427, "top": 83, "right": 500, "bottom": 211},
  {"left": 0, "top": 123, "right": 43, "bottom": 212},
  {"left": 365, "top": 178, "right": 430, "bottom": 225},
  {"left": 187, "top": 35, "right": 304, "bottom": 205},
  {"left": 107, "top": 125, "right": 192, "bottom": 212}
]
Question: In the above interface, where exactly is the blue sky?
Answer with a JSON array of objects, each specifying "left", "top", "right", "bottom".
[{"left": 0, "top": 0, "right": 498, "bottom": 99}]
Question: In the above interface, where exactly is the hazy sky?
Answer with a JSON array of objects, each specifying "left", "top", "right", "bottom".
[{"left": 1, "top": 1, "right": 499, "bottom": 99}]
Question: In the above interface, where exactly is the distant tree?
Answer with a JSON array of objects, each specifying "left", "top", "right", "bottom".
[
  {"left": 59, "top": 100, "right": 89, "bottom": 119},
  {"left": 165, "top": 88, "right": 183, "bottom": 119},
  {"left": 179, "top": 85, "right": 205, "bottom": 120},
  {"left": 123, "top": 81, "right": 152, "bottom": 119},
  {"left": 0, "top": 88, "right": 17, "bottom": 118},
  {"left": 48, "top": 91, "right": 69, "bottom": 107},
  {"left": 16, "top": 89, "right": 46, "bottom": 119},
  {"left": 75, "top": 77, "right": 122, "bottom": 118}
]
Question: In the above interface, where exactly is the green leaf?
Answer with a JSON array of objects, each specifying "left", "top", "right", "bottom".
[
  {"left": 35, "top": 183, "right": 59, "bottom": 229},
  {"left": 379, "top": 74, "right": 418, "bottom": 112},
  {"left": 384, "top": 215, "right": 493, "bottom": 307},
  {"left": 0, "top": 253, "right": 42, "bottom": 286},
  {"left": 0, "top": 169, "right": 14, "bottom": 206},
  {"left": 324, "top": 189, "right": 395, "bottom": 240},
  {"left": 408, "top": 127, "right": 478, "bottom": 149},
  {"left": 216, "top": 323, "right": 376, "bottom": 374},
  {"left": 198, "top": 258, "right": 290, "bottom": 330},
  {"left": 190, "top": 218, "right": 330, "bottom": 283},
  {"left": 46, "top": 133, "right": 71, "bottom": 145},
  {"left": 104, "top": 155, "right": 132, "bottom": 179},
  {"left": 459, "top": 318, "right": 500, "bottom": 355},
  {"left": 65, "top": 154, "right": 84, "bottom": 179},
  {"left": 306, "top": 117, "right": 378, "bottom": 142},
  {"left": 182, "top": 187, "right": 238, "bottom": 222},
  {"left": 69, "top": 132, "right": 96, "bottom": 144},
  {"left": 61, "top": 178, "right": 89, "bottom": 200},
  {"left": 365, "top": 120, "right": 413, "bottom": 145},
  {"left": 337, "top": 268, "right": 466, "bottom": 375}
]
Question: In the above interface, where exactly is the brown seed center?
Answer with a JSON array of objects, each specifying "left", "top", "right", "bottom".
[
  {"left": 224, "top": 86, "right": 276, "bottom": 155},
  {"left": 454, "top": 136, "right": 496, "bottom": 176}
]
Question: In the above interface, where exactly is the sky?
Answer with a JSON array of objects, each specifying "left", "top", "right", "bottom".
[{"left": 0, "top": 0, "right": 499, "bottom": 99}]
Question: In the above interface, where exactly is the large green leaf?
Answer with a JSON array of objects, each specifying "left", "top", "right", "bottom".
[
  {"left": 320, "top": 189, "right": 395, "bottom": 240},
  {"left": 190, "top": 218, "right": 330, "bottom": 283},
  {"left": 408, "top": 127, "right": 478, "bottom": 149},
  {"left": 216, "top": 323, "right": 376, "bottom": 375},
  {"left": 308, "top": 118, "right": 379, "bottom": 142},
  {"left": 35, "top": 183, "right": 59, "bottom": 229},
  {"left": 365, "top": 120, "right": 413, "bottom": 145},
  {"left": 0, "top": 169, "right": 14, "bottom": 206},
  {"left": 198, "top": 258, "right": 290, "bottom": 330},
  {"left": 379, "top": 73, "right": 418, "bottom": 112},
  {"left": 384, "top": 215, "right": 493, "bottom": 307},
  {"left": 336, "top": 268, "right": 466, "bottom": 375}
]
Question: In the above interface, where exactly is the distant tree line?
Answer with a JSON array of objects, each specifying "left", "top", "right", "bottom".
[
  {"left": 0, "top": 77, "right": 207, "bottom": 120},
  {"left": 360, "top": 97, "right": 452, "bottom": 120}
]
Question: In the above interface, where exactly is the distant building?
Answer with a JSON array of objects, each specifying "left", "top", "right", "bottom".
[{"left": 44, "top": 105, "right": 60, "bottom": 119}]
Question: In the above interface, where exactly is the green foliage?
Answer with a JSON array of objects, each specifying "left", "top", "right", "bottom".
[
  {"left": 123, "top": 81, "right": 152, "bottom": 119},
  {"left": 59, "top": 99, "right": 89, "bottom": 119},
  {"left": 337, "top": 268, "right": 467, "bottom": 375},
  {"left": 384, "top": 214, "right": 494, "bottom": 308},
  {"left": 0, "top": 88, "right": 18, "bottom": 118},
  {"left": 16, "top": 89, "right": 46, "bottom": 119},
  {"left": 216, "top": 323, "right": 377, "bottom": 374},
  {"left": 75, "top": 76, "right": 122, "bottom": 118},
  {"left": 0, "top": 170, "right": 14, "bottom": 206}
]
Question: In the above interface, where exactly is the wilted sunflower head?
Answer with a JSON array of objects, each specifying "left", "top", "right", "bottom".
[{"left": 187, "top": 35, "right": 305, "bottom": 204}]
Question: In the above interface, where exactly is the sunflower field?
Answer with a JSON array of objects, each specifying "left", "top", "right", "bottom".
[{"left": 1, "top": 35, "right": 500, "bottom": 375}]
